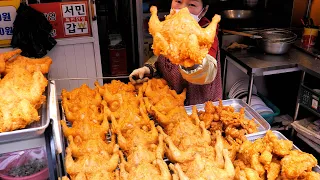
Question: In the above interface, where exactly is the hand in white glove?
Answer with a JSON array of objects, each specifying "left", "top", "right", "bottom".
[{"left": 129, "top": 66, "right": 150, "bottom": 84}]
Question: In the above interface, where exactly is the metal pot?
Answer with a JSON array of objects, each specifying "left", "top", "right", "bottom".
[
  {"left": 256, "top": 29, "right": 297, "bottom": 54},
  {"left": 223, "top": 29, "right": 297, "bottom": 54},
  {"left": 257, "top": 39, "right": 295, "bottom": 54},
  {"left": 221, "top": 10, "right": 254, "bottom": 20}
]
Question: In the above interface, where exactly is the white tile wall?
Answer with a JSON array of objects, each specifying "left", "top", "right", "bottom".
[{"left": 48, "top": 41, "right": 103, "bottom": 98}]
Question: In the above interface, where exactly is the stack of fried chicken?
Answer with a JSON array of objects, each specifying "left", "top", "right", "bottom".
[
  {"left": 96, "top": 80, "right": 171, "bottom": 180},
  {"left": 0, "top": 49, "right": 52, "bottom": 132},
  {"left": 61, "top": 84, "right": 119, "bottom": 180},
  {"left": 60, "top": 78, "right": 320, "bottom": 180}
]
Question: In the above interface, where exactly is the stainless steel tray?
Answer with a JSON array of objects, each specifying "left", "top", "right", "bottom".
[
  {"left": 0, "top": 83, "right": 52, "bottom": 143},
  {"left": 246, "top": 130, "right": 320, "bottom": 172},
  {"left": 184, "top": 99, "right": 270, "bottom": 132}
]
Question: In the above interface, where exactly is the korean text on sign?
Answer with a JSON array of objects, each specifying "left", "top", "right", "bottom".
[
  {"left": 62, "top": 3, "right": 89, "bottom": 36},
  {"left": 0, "top": 7, "right": 17, "bottom": 41},
  {"left": 0, "top": 12, "right": 13, "bottom": 36},
  {"left": 62, "top": 4, "right": 86, "bottom": 18}
]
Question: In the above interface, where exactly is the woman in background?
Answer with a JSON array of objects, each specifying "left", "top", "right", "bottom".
[{"left": 129, "top": 0, "right": 221, "bottom": 105}]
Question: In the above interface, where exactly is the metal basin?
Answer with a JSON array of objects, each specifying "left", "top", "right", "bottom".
[
  {"left": 257, "top": 40, "right": 294, "bottom": 55},
  {"left": 256, "top": 29, "right": 297, "bottom": 54},
  {"left": 221, "top": 10, "right": 254, "bottom": 19}
]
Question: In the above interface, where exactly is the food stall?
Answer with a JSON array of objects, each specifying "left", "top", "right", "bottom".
[{"left": 1, "top": 0, "right": 320, "bottom": 180}]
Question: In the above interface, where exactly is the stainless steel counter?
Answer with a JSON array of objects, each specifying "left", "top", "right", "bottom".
[
  {"left": 222, "top": 44, "right": 320, "bottom": 104},
  {"left": 222, "top": 43, "right": 320, "bottom": 78}
]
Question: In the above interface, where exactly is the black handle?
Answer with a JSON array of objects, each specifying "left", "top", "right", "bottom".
[{"left": 131, "top": 74, "right": 152, "bottom": 81}]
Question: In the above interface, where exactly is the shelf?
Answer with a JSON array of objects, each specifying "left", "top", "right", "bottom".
[{"left": 300, "top": 103, "right": 320, "bottom": 118}]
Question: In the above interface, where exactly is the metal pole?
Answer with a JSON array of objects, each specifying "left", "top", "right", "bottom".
[
  {"left": 293, "top": 71, "right": 305, "bottom": 121},
  {"left": 246, "top": 73, "right": 254, "bottom": 105},
  {"left": 222, "top": 57, "right": 228, "bottom": 99},
  {"left": 291, "top": 71, "right": 305, "bottom": 140},
  {"left": 136, "top": 0, "right": 144, "bottom": 68},
  {"left": 306, "top": 0, "right": 312, "bottom": 18}
]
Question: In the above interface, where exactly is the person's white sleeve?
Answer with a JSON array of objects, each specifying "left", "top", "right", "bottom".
[{"left": 179, "top": 54, "right": 217, "bottom": 85}]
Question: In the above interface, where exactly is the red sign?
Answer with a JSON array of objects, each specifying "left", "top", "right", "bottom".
[
  {"left": 30, "top": 3, "right": 63, "bottom": 38},
  {"left": 30, "top": 1, "right": 91, "bottom": 39}
]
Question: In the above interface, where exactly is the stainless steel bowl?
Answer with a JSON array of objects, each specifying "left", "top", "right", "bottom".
[
  {"left": 256, "top": 29, "right": 297, "bottom": 54},
  {"left": 257, "top": 39, "right": 295, "bottom": 54},
  {"left": 221, "top": 10, "right": 254, "bottom": 19}
]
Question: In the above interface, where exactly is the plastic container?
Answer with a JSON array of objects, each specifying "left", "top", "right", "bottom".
[
  {"left": 0, "top": 147, "right": 49, "bottom": 180},
  {"left": 258, "top": 94, "right": 280, "bottom": 124},
  {"left": 228, "top": 93, "right": 280, "bottom": 124},
  {"left": 0, "top": 168, "right": 49, "bottom": 180}
]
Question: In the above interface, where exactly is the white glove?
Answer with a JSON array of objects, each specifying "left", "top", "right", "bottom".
[{"left": 129, "top": 66, "right": 150, "bottom": 85}]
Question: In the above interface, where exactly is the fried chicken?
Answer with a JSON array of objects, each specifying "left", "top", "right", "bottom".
[
  {"left": 0, "top": 49, "right": 52, "bottom": 75},
  {"left": 62, "top": 84, "right": 103, "bottom": 124},
  {"left": 169, "top": 133, "right": 235, "bottom": 180},
  {"left": 65, "top": 145, "right": 119, "bottom": 175},
  {"left": 0, "top": 68, "right": 48, "bottom": 132},
  {"left": 0, "top": 49, "right": 21, "bottom": 74},
  {"left": 61, "top": 118, "right": 109, "bottom": 141},
  {"left": 148, "top": 6, "right": 221, "bottom": 67},
  {"left": 114, "top": 120, "right": 159, "bottom": 154},
  {"left": 67, "top": 135, "right": 116, "bottom": 158},
  {"left": 120, "top": 134, "right": 164, "bottom": 172},
  {"left": 263, "top": 130, "right": 293, "bottom": 157},
  {"left": 280, "top": 150, "right": 318, "bottom": 179},
  {"left": 119, "top": 157, "right": 171, "bottom": 180},
  {"left": 4, "top": 55, "right": 52, "bottom": 75},
  {"left": 235, "top": 131, "right": 320, "bottom": 180},
  {"left": 142, "top": 79, "right": 186, "bottom": 115},
  {"left": 203, "top": 100, "right": 258, "bottom": 143}
]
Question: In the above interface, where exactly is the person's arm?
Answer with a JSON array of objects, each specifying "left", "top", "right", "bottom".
[
  {"left": 179, "top": 35, "right": 219, "bottom": 85},
  {"left": 144, "top": 55, "right": 158, "bottom": 77}
]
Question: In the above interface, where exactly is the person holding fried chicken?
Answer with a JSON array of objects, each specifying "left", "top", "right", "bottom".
[{"left": 129, "top": 0, "right": 221, "bottom": 105}]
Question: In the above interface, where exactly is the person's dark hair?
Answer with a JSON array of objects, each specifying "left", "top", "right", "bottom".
[{"left": 202, "top": 0, "right": 209, "bottom": 6}]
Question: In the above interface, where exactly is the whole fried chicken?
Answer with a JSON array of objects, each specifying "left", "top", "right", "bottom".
[
  {"left": 114, "top": 120, "right": 159, "bottom": 153},
  {"left": 119, "top": 151, "right": 171, "bottom": 180},
  {"left": 61, "top": 118, "right": 109, "bottom": 141},
  {"left": 0, "top": 68, "right": 48, "bottom": 132},
  {"left": 148, "top": 6, "right": 221, "bottom": 67},
  {"left": 67, "top": 135, "right": 116, "bottom": 158},
  {"left": 121, "top": 134, "right": 164, "bottom": 172},
  {"left": 169, "top": 148, "right": 235, "bottom": 180},
  {"left": 142, "top": 79, "right": 186, "bottom": 115},
  {"left": 0, "top": 49, "right": 52, "bottom": 75},
  {"left": 4, "top": 55, "right": 52, "bottom": 75},
  {"left": 62, "top": 84, "right": 103, "bottom": 124},
  {"left": 65, "top": 145, "right": 119, "bottom": 175}
]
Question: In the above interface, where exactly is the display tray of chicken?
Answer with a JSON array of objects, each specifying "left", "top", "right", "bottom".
[
  {"left": 184, "top": 99, "right": 271, "bottom": 133},
  {"left": 54, "top": 77, "right": 320, "bottom": 180},
  {"left": 0, "top": 49, "right": 53, "bottom": 143},
  {"left": 245, "top": 130, "right": 320, "bottom": 175}
]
